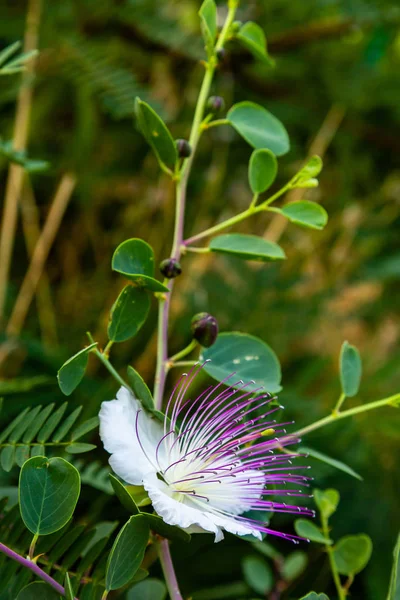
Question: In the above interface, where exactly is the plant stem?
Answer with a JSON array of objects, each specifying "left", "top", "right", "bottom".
[
  {"left": 294, "top": 393, "right": 400, "bottom": 438},
  {"left": 0, "top": 0, "right": 42, "bottom": 325},
  {"left": 0, "top": 542, "right": 76, "bottom": 598},
  {"left": 168, "top": 339, "right": 198, "bottom": 364},
  {"left": 321, "top": 515, "right": 345, "bottom": 600},
  {"left": 183, "top": 205, "right": 263, "bottom": 246},
  {"left": 153, "top": 2, "right": 239, "bottom": 412},
  {"left": 203, "top": 118, "right": 230, "bottom": 129},
  {"left": 333, "top": 392, "right": 346, "bottom": 414},
  {"left": 157, "top": 539, "right": 183, "bottom": 600},
  {"left": 28, "top": 533, "right": 38, "bottom": 560},
  {"left": 87, "top": 333, "right": 130, "bottom": 390}
]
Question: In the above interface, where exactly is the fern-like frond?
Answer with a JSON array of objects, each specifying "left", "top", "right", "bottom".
[
  {"left": 74, "top": 459, "right": 113, "bottom": 495},
  {"left": 0, "top": 402, "right": 99, "bottom": 472},
  {"left": 0, "top": 497, "right": 122, "bottom": 600}
]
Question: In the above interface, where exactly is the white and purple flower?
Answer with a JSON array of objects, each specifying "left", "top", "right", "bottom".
[{"left": 99, "top": 367, "right": 313, "bottom": 543}]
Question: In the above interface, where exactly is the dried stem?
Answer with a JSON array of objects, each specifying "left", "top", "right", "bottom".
[
  {"left": 6, "top": 173, "right": 76, "bottom": 337},
  {"left": 0, "top": 0, "right": 42, "bottom": 324}
]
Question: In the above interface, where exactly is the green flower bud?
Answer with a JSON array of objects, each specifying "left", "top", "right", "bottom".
[
  {"left": 207, "top": 96, "right": 225, "bottom": 114},
  {"left": 159, "top": 258, "right": 182, "bottom": 279},
  {"left": 191, "top": 312, "right": 219, "bottom": 348},
  {"left": 175, "top": 139, "right": 192, "bottom": 159},
  {"left": 232, "top": 20, "right": 243, "bottom": 33}
]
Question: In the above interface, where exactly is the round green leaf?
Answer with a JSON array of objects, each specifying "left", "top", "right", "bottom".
[
  {"left": 298, "top": 446, "right": 362, "bottom": 480},
  {"left": 201, "top": 332, "right": 282, "bottom": 393},
  {"left": 16, "top": 582, "right": 60, "bottom": 600},
  {"left": 313, "top": 488, "right": 340, "bottom": 520},
  {"left": 237, "top": 22, "right": 274, "bottom": 66},
  {"left": 227, "top": 101, "right": 290, "bottom": 156},
  {"left": 282, "top": 551, "right": 308, "bottom": 581},
  {"left": 19, "top": 456, "right": 81, "bottom": 535},
  {"left": 112, "top": 238, "right": 168, "bottom": 292},
  {"left": 339, "top": 341, "right": 362, "bottom": 397},
  {"left": 134, "top": 98, "right": 177, "bottom": 170},
  {"left": 333, "top": 534, "right": 373, "bottom": 575},
  {"left": 108, "top": 285, "right": 150, "bottom": 342},
  {"left": 294, "top": 519, "right": 333, "bottom": 545},
  {"left": 105, "top": 514, "right": 150, "bottom": 591},
  {"left": 57, "top": 343, "right": 97, "bottom": 396},
  {"left": 209, "top": 234, "right": 285, "bottom": 262},
  {"left": 242, "top": 555, "right": 274, "bottom": 595},
  {"left": 128, "top": 579, "right": 167, "bottom": 600},
  {"left": 280, "top": 201, "right": 328, "bottom": 230},
  {"left": 249, "top": 149, "right": 278, "bottom": 194}
]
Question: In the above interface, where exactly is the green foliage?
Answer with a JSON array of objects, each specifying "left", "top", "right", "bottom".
[
  {"left": 127, "top": 578, "right": 167, "bottom": 600},
  {"left": 248, "top": 149, "right": 278, "bottom": 194},
  {"left": 295, "top": 519, "right": 333, "bottom": 545},
  {"left": 0, "top": 403, "right": 98, "bottom": 471},
  {"left": 57, "top": 343, "right": 97, "bottom": 396},
  {"left": 281, "top": 551, "right": 308, "bottom": 581},
  {"left": 127, "top": 366, "right": 154, "bottom": 410},
  {"left": 135, "top": 98, "right": 178, "bottom": 171},
  {"left": 209, "top": 234, "right": 286, "bottom": 262},
  {"left": 279, "top": 201, "right": 328, "bottom": 230},
  {"left": 339, "top": 341, "right": 362, "bottom": 398},
  {"left": 299, "top": 594, "right": 330, "bottom": 600},
  {"left": 242, "top": 555, "right": 274, "bottom": 595},
  {"left": 112, "top": 238, "right": 168, "bottom": 292},
  {"left": 298, "top": 446, "right": 362, "bottom": 480},
  {"left": 16, "top": 582, "right": 59, "bottom": 600},
  {"left": 387, "top": 533, "right": 400, "bottom": 600},
  {"left": 105, "top": 515, "right": 149, "bottom": 591},
  {"left": 199, "top": 0, "right": 217, "bottom": 57},
  {"left": 19, "top": 456, "right": 81, "bottom": 535},
  {"left": 227, "top": 102, "right": 290, "bottom": 156},
  {"left": 108, "top": 285, "right": 150, "bottom": 342},
  {"left": 236, "top": 22, "right": 274, "bottom": 66},
  {"left": 333, "top": 534, "right": 373, "bottom": 576},
  {"left": 201, "top": 332, "right": 282, "bottom": 393},
  {"left": 0, "top": 41, "right": 37, "bottom": 75},
  {"left": 0, "top": 139, "right": 48, "bottom": 172},
  {"left": 314, "top": 489, "right": 340, "bottom": 520}
]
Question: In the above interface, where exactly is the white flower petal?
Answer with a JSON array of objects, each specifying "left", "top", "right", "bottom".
[
  {"left": 143, "top": 473, "right": 224, "bottom": 542},
  {"left": 99, "top": 386, "right": 166, "bottom": 485}
]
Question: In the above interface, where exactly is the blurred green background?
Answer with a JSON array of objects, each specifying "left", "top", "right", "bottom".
[{"left": 0, "top": 0, "right": 399, "bottom": 598}]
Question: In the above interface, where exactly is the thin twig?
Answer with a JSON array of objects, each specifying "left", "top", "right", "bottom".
[
  {"left": 5, "top": 173, "right": 76, "bottom": 337},
  {"left": 20, "top": 180, "right": 58, "bottom": 345},
  {"left": 0, "top": 0, "right": 42, "bottom": 324}
]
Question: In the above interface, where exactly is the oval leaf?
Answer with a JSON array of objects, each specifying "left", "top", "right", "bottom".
[
  {"left": 209, "top": 234, "right": 285, "bottom": 262},
  {"left": 242, "top": 555, "right": 274, "bottom": 595},
  {"left": 227, "top": 101, "right": 290, "bottom": 156},
  {"left": 65, "top": 443, "right": 97, "bottom": 454},
  {"left": 201, "top": 332, "right": 282, "bottom": 393},
  {"left": 199, "top": 0, "right": 217, "bottom": 55},
  {"left": 105, "top": 514, "right": 149, "bottom": 591},
  {"left": 128, "top": 578, "right": 167, "bottom": 600},
  {"left": 19, "top": 456, "right": 81, "bottom": 535},
  {"left": 237, "top": 22, "right": 274, "bottom": 66},
  {"left": 282, "top": 551, "right": 307, "bottom": 581},
  {"left": 298, "top": 446, "right": 362, "bottom": 480},
  {"left": 16, "top": 582, "right": 60, "bottom": 600},
  {"left": 294, "top": 519, "right": 333, "bottom": 545},
  {"left": 127, "top": 366, "right": 154, "bottom": 410},
  {"left": 339, "top": 341, "right": 362, "bottom": 398},
  {"left": 135, "top": 98, "right": 177, "bottom": 170},
  {"left": 333, "top": 534, "right": 373, "bottom": 575},
  {"left": 313, "top": 488, "right": 340, "bottom": 520},
  {"left": 249, "top": 149, "right": 277, "bottom": 194},
  {"left": 108, "top": 285, "right": 150, "bottom": 343},
  {"left": 57, "top": 343, "right": 97, "bottom": 396},
  {"left": 280, "top": 201, "right": 328, "bottom": 230},
  {"left": 112, "top": 238, "right": 168, "bottom": 292},
  {"left": 144, "top": 513, "right": 191, "bottom": 543},
  {"left": 109, "top": 473, "right": 140, "bottom": 515}
]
